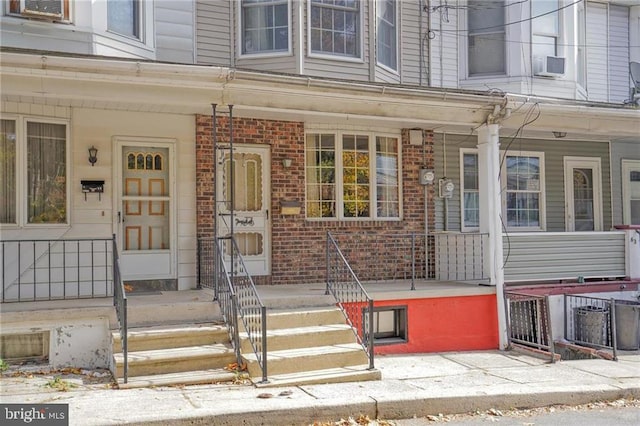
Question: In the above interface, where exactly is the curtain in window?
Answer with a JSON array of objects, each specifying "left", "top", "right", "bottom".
[
  {"left": 305, "top": 134, "right": 336, "bottom": 218},
  {"left": 0, "top": 120, "right": 16, "bottom": 224},
  {"left": 376, "top": 136, "right": 399, "bottom": 217},
  {"left": 27, "top": 122, "right": 66, "bottom": 224}
]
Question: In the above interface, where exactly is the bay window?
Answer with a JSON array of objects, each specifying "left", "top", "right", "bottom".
[
  {"left": 531, "top": 0, "right": 559, "bottom": 60},
  {"left": 468, "top": 0, "right": 505, "bottom": 76},
  {"left": 0, "top": 118, "right": 68, "bottom": 226},
  {"left": 241, "top": 0, "right": 290, "bottom": 55},
  {"left": 309, "top": 0, "right": 360, "bottom": 58},
  {"left": 8, "top": 0, "right": 70, "bottom": 21},
  {"left": 108, "top": 0, "right": 141, "bottom": 39},
  {"left": 306, "top": 132, "right": 400, "bottom": 220},
  {"left": 376, "top": 0, "right": 397, "bottom": 70}
]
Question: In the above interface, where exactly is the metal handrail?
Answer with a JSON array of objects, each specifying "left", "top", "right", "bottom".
[
  {"left": 112, "top": 234, "right": 128, "bottom": 383},
  {"left": 326, "top": 232, "right": 374, "bottom": 370},
  {"left": 504, "top": 291, "right": 555, "bottom": 362},
  {"left": 211, "top": 236, "right": 267, "bottom": 383},
  {"left": 564, "top": 294, "right": 618, "bottom": 360}
]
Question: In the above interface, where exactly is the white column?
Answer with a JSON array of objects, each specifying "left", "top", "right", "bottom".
[
  {"left": 625, "top": 229, "right": 640, "bottom": 279},
  {"left": 477, "top": 124, "right": 508, "bottom": 349}
]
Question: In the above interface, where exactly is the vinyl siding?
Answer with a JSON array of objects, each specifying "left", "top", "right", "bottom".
[
  {"left": 433, "top": 133, "right": 612, "bottom": 233},
  {"left": 196, "top": 0, "right": 232, "bottom": 66},
  {"left": 399, "top": 0, "right": 425, "bottom": 85},
  {"left": 429, "top": 0, "right": 459, "bottom": 88},
  {"left": 608, "top": 5, "right": 630, "bottom": 103},
  {"left": 586, "top": 2, "right": 609, "bottom": 101},
  {"left": 610, "top": 141, "right": 640, "bottom": 226},
  {"left": 155, "top": 1, "right": 195, "bottom": 64}
]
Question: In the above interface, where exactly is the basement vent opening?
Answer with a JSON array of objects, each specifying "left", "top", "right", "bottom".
[
  {"left": 0, "top": 332, "right": 50, "bottom": 363},
  {"left": 366, "top": 306, "right": 408, "bottom": 345}
]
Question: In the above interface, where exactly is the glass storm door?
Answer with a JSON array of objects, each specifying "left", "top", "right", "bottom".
[
  {"left": 117, "top": 143, "right": 174, "bottom": 280},
  {"left": 216, "top": 145, "right": 271, "bottom": 276},
  {"left": 564, "top": 157, "right": 602, "bottom": 232}
]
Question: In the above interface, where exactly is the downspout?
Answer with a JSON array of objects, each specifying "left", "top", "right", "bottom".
[{"left": 297, "top": 0, "right": 304, "bottom": 74}]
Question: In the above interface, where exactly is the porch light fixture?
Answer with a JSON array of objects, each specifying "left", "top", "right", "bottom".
[
  {"left": 552, "top": 131, "right": 567, "bottom": 138},
  {"left": 88, "top": 146, "right": 98, "bottom": 166},
  {"left": 282, "top": 158, "right": 292, "bottom": 168}
]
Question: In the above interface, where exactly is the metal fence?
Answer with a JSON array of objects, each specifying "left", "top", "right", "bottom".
[
  {"left": 434, "top": 232, "right": 489, "bottom": 281},
  {"left": 1, "top": 238, "right": 114, "bottom": 303},
  {"left": 326, "top": 232, "right": 374, "bottom": 370},
  {"left": 201, "top": 236, "right": 268, "bottom": 383},
  {"left": 111, "top": 234, "right": 128, "bottom": 384},
  {"left": 564, "top": 294, "right": 617, "bottom": 360},
  {"left": 505, "top": 291, "right": 555, "bottom": 361}
]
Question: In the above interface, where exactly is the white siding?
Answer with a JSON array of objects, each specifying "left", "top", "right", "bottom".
[
  {"left": 196, "top": 0, "right": 232, "bottom": 66},
  {"left": 586, "top": 2, "right": 609, "bottom": 101},
  {"left": 155, "top": 1, "right": 195, "bottom": 64},
  {"left": 609, "top": 5, "right": 630, "bottom": 103},
  {"left": 429, "top": 0, "right": 459, "bottom": 88},
  {"left": 399, "top": 0, "right": 425, "bottom": 85}
]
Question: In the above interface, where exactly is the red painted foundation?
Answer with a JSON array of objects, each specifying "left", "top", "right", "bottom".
[{"left": 373, "top": 294, "right": 499, "bottom": 354}]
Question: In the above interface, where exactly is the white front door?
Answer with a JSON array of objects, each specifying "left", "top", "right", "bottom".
[
  {"left": 115, "top": 140, "right": 176, "bottom": 280},
  {"left": 622, "top": 159, "right": 640, "bottom": 225},
  {"left": 564, "top": 157, "right": 603, "bottom": 231},
  {"left": 216, "top": 145, "right": 271, "bottom": 276}
]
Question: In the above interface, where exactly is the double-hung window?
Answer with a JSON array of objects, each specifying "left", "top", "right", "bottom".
[
  {"left": 467, "top": 0, "right": 506, "bottom": 76},
  {"left": 309, "top": 0, "right": 360, "bottom": 58},
  {"left": 0, "top": 118, "right": 68, "bottom": 226},
  {"left": 8, "top": 0, "right": 70, "bottom": 21},
  {"left": 241, "top": 0, "right": 289, "bottom": 55},
  {"left": 460, "top": 149, "right": 544, "bottom": 231},
  {"left": 376, "top": 0, "right": 397, "bottom": 71},
  {"left": 531, "top": 0, "right": 559, "bottom": 61},
  {"left": 107, "top": 0, "right": 141, "bottom": 40},
  {"left": 306, "top": 132, "right": 400, "bottom": 220}
]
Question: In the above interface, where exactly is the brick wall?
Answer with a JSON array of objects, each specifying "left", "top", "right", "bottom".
[{"left": 196, "top": 115, "right": 435, "bottom": 285}]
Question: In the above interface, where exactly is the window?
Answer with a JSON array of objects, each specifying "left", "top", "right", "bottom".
[
  {"left": 8, "top": 0, "right": 70, "bottom": 21},
  {"left": 309, "top": 0, "right": 360, "bottom": 58},
  {"left": 622, "top": 160, "right": 640, "bottom": 225},
  {"left": 460, "top": 150, "right": 544, "bottom": 231},
  {"left": 366, "top": 306, "right": 407, "bottom": 344},
  {"left": 306, "top": 132, "right": 400, "bottom": 220},
  {"left": 0, "top": 118, "right": 68, "bottom": 226},
  {"left": 241, "top": 0, "right": 289, "bottom": 55},
  {"left": 108, "top": 0, "right": 140, "bottom": 39},
  {"left": 468, "top": 0, "right": 505, "bottom": 76},
  {"left": 531, "top": 0, "right": 559, "bottom": 60},
  {"left": 376, "top": 0, "right": 397, "bottom": 70}
]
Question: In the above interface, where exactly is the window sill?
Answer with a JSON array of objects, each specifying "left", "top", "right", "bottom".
[
  {"left": 307, "top": 52, "right": 364, "bottom": 64},
  {"left": 238, "top": 50, "right": 293, "bottom": 60}
]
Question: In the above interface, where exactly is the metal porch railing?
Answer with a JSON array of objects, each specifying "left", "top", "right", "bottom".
[
  {"left": 199, "top": 236, "right": 267, "bottom": 383},
  {"left": 433, "top": 232, "right": 489, "bottom": 282},
  {"left": 326, "top": 232, "right": 375, "bottom": 370},
  {"left": 1, "top": 238, "right": 114, "bottom": 303},
  {"left": 111, "top": 234, "right": 128, "bottom": 383},
  {"left": 564, "top": 294, "right": 618, "bottom": 360},
  {"left": 505, "top": 291, "right": 555, "bottom": 362}
]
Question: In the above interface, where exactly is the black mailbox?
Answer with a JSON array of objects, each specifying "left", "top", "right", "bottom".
[{"left": 81, "top": 180, "right": 104, "bottom": 200}]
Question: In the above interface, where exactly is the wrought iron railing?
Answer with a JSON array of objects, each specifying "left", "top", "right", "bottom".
[
  {"left": 564, "top": 294, "right": 618, "bottom": 360},
  {"left": 111, "top": 234, "right": 128, "bottom": 383},
  {"left": 505, "top": 291, "right": 555, "bottom": 362},
  {"left": 326, "top": 232, "right": 374, "bottom": 370},
  {"left": 434, "top": 232, "right": 488, "bottom": 281},
  {"left": 202, "top": 236, "right": 267, "bottom": 383},
  {"left": 1, "top": 238, "right": 114, "bottom": 303},
  {"left": 330, "top": 231, "right": 429, "bottom": 289}
]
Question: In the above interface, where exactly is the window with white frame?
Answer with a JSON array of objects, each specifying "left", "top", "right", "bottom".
[
  {"left": 460, "top": 149, "right": 544, "bottom": 231},
  {"left": 107, "top": 0, "right": 141, "bottom": 39},
  {"left": 0, "top": 118, "right": 68, "bottom": 226},
  {"left": 8, "top": 0, "right": 70, "bottom": 21},
  {"left": 306, "top": 132, "right": 400, "bottom": 219},
  {"left": 468, "top": 0, "right": 506, "bottom": 76},
  {"left": 376, "top": 0, "right": 397, "bottom": 70},
  {"left": 531, "top": 0, "right": 559, "bottom": 61},
  {"left": 622, "top": 160, "right": 640, "bottom": 225},
  {"left": 309, "top": 0, "right": 360, "bottom": 58},
  {"left": 241, "top": 0, "right": 289, "bottom": 54}
]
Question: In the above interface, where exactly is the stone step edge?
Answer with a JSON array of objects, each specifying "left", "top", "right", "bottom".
[
  {"left": 253, "top": 366, "right": 381, "bottom": 388},
  {"left": 117, "top": 368, "right": 242, "bottom": 389}
]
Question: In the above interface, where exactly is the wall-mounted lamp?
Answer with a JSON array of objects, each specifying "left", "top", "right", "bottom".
[
  {"left": 282, "top": 158, "right": 292, "bottom": 168},
  {"left": 88, "top": 146, "right": 98, "bottom": 166},
  {"left": 552, "top": 131, "right": 567, "bottom": 138}
]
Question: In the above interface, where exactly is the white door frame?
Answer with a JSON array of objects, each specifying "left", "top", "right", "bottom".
[
  {"left": 564, "top": 156, "right": 603, "bottom": 231},
  {"left": 113, "top": 137, "right": 177, "bottom": 280},
  {"left": 621, "top": 159, "right": 640, "bottom": 225}
]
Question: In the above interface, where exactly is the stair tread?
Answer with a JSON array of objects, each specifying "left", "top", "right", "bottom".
[
  {"left": 117, "top": 368, "right": 240, "bottom": 389},
  {"left": 114, "top": 343, "right": 233, "bottom": 363},
  {"left": 240, "top": 324, "right": 352, "bottom": 338},
  {"left": 243, "top": 343, "right": 365, "bottom": 361},
  {"left": 255, "top": 366, "right": 381, "bottom": 387},
  {"left": 113, "top": 324, "right": 227, "bottom": 339}
]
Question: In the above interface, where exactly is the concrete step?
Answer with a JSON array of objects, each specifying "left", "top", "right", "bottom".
[
  {"left": 239, "top": 324, "right": 356, "bottom": 353},
  {"left": 243, "top": 343, "right": 369, "bottom": 377},
  {"left": 241, "top": 307, "right": 345, "bottom": 331},
  {"left": 255, "top": 366, "right": 381, "bottom": 388},
  {"left": 113, "top": 324, "right": 229, "bottom": 352},
  {"left": 117, "top": 369, "right": 241, "bottom": 389},
  {"left": 114, "top": 344, "right": 236, "bottom": 378},
  {"left": 125, "top": 290, "right": 221, "bottom": 327}
]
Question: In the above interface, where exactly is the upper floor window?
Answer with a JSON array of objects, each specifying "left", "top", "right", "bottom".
[
  {"left": 1, "top": 118, "right": 68, "bottom": 226},
  {"left": 306, "top": 132, "right": 400, "bottom": 220},
  {"left": 531, "top": 0, "right": 559, "bottom": 60},
  {"left": 8, "top": 0, "right": 70, "bottom": 21},
  {"left": 460, "top": 149, "right": 545, "bottom": 231},
  {"left": 309, "top": 0, "right": 360, "bottom": 59},
  {"left": 468, "top": 0, "right": 505, "bottom": 76},
  {"left": 376, "top": 0, "right": 397, "bottom": 71},
  {"left": 241, "top": 0, "right": 289, "bottom": 55},
  {"left": 108, "top": 0, "right": 140, "bottom": 39}
]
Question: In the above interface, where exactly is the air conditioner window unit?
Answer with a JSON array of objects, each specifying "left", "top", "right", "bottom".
[{"left": 533, "top": 55, "right": 565, "bottom": 77}]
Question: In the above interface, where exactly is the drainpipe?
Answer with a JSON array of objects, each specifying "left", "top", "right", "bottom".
[{"left": 477, "top": 123, "right": 508, "bottom": 350}]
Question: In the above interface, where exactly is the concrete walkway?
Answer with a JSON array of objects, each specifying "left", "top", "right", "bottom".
[{"left": 2, "top": 350, "right": 639, "bottom": 425}]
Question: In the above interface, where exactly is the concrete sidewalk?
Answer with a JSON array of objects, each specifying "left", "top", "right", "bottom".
[{"left": 2, "top": 350, "right": 639, "bottom": 425}]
